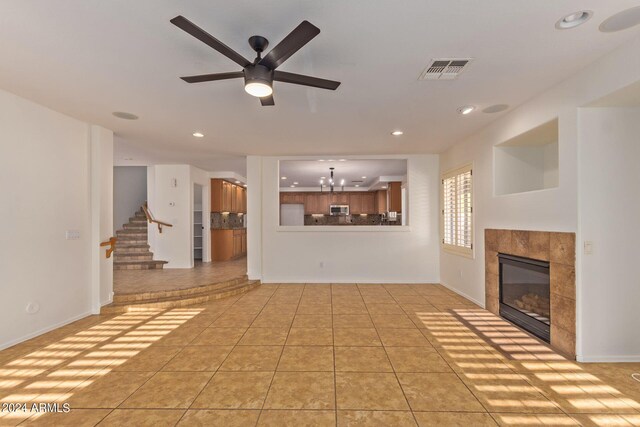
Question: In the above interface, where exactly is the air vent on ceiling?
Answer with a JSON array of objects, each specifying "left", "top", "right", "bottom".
[{"left": 419, "top": 58, "right": 473, "bottom": 80}]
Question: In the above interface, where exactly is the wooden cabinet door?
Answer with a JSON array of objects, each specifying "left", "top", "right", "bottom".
[
  {"left": 362, "top": 192, "right": 375, "bottom": 214},
  {"left": 211, "top": 179, "right": 223, "bottom": 212},
  {"left": 242, "top": 188, "right": 247, "bottom": 213},
  {"left": 349, "top": 193, "right": 362, "bottom": 214},
  {"left": 230, "top": 184, "right": 237, "bottom": 213},
  {"left": 211, "top": 230, "right": 233, "bottom": 261},
  {"left": 222, "top": 182, "right": 233, "bottom": 212},
  {"left": 305, "top": 193, "right": 318, "bottom": 214},
  {"left": 318, "top": 194, "right": 330, "bottom": 214},
  {"left": 330, "top": 193, "right": 348, "bottom": 205},
  {"left": 376, "top": 190, "right": 387, "bottom": 214},
  {"left": 241, "top": 231, "right": 247, "bottom": 254},
  {"left": 388, "top": 182, "right": 402, "bottom": 213}
]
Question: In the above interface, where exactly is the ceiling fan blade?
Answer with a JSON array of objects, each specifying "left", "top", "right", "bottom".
[
  {"left": 180, "top": 71, "right": 244, "bottom": 83},
  {"left": 260, "top": 94, "right": 275, "bottom": 106},
  {"left": 274, "top": 71, "right": 341, "bottom": 90},
  {"left": 170, "top": 15, "right": 251, "bottom": 67},
  {"left": 259, "top": 21, "right": 320, "bottom": 70}
]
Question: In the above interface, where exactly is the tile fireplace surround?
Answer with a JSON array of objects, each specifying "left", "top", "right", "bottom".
[{"left": 485, "top": 229, "right": 576, "bottom": 358}]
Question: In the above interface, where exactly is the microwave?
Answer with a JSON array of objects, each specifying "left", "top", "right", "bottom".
[{"left": 329, "top": 205, "right": 349, "bottom": 216}]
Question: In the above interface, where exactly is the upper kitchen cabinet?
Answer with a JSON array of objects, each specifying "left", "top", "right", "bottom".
[
  {"left": 349, "top": 193, "right": 362, "bottom": 214},
  {"left": 211, "top": 179, "right": 246, "bottom": 213},
  {"left": 330, "top": 193, "right": 349, "bottom": 205},
  {"left": 281, "top": 192, "right": 305, "bottom": 204},
  {"left": 376, "top": 190, "right": 387, "bottom": 214},
  {"left": 388, "top": 182, "right": 402, "bottom": 213},
  {"left": 362, "top": 192, "right": 375, "bottom": 214}
]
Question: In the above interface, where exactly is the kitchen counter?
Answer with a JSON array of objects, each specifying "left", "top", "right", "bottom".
[
  {"left": 304, "top": 214, "right": 402, "bottom": 226},
  {"left": 211, "top": 212, "right": 245, "bottom": 230}
]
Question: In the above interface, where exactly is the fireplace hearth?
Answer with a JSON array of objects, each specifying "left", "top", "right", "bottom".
[{"left": 499, "top": 253, "right": 550, "bottom": 342}]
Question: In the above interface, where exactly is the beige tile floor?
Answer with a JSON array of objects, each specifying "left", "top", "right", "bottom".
[
  {"left": 1, "top": 283, "right": 640, "bottom": 426},
  {"left": 113, "top": 258, "right": 247, "bottom": 294}
]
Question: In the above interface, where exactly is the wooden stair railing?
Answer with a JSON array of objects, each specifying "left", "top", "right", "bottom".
[
  {"left": 142, "top": 203, "right": 173, "bottom": 233},
  {"left": 100, "top": 237, "right": 117, "bottom": 259}
]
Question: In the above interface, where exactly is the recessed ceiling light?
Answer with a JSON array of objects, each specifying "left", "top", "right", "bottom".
[
  {"left": 600, "top": 6, "right": 640, "bottom": 33},
  {"left": 355, "top": 184, "right": 360, "bottom": 187},
  {"left": 318, "top": 159, "right": 325, "bottom": 162},
  {"left": 112, "top": 111, "right": 139, "bottom": 120},
  {"left": 482, "top": 104, "right": 509, "bottom": 114},
  {"left": 281, "top": 176, "right": 287, "bottom": 180},
  {"left": 321, "top": 176, "right": 326, "bottom": 179},
  {"left": 391, "top": 130, "right": 404, "bottom": 136},
  {"left": 290, "top": 185, "right": 295, "bottom": 188},
  {"left": 328, "top": 159, "right": 335, "bottom": 162},
  {"left": 556, "top": 10, "right": 593, "bottom": 30},
  {"left": 457, "top": 105, "right": 476, "bottom": 115},
  {"left": 293, "top": 182, "right": 299, "bottom": 185},
  {"left": 362, "top": 176, "right": 367, "bottom": 179},
  {"left": 235, "top": 181, "right": 241, "bottom": 184},
  {"left": 193, "top": 132, "right": 204, "bottom": 138},
  {"left": 382, "top": 186, "right": 388, "bottom": 189},
  {"left": 339, "top": 159, "right": 347, "bottom": 162}
]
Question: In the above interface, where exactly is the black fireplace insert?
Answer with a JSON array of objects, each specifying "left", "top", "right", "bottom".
[{"left": 498, "top": 253, "right": 550, "bottom": 342}]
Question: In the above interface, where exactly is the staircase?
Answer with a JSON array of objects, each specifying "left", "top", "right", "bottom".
[
  {"left": 101, "top": 276, "right": 260, "bottom": 314},
  {"left": 114, "top": 207, "right": 167, "bottom": 270}
]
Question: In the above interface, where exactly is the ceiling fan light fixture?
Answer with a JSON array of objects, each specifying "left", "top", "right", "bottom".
[
  {"left": 244, "top": 65, "right": 273, "bottom": 97},
  {"left": 556, "top": 10, "right": 593, "bottom": 29}
]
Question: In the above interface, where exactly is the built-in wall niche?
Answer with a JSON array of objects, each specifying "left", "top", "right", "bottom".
[{"left": 494, "top": 118, "right": 559, "bottom": 196}]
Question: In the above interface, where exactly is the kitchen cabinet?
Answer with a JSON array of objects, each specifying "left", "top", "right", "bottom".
[
  {"left": 211, "top": 179, "right": 246, "bottom": 213},
  {"left": 376, "top": 190, "right": 387, "bottom": 214},
  {"left": 212, "top": 228, "right": 246, "bottom": 261},
  {"left": 304, "top": 193, "right": 317, "bottom": 214},
  {"left": 388, "top": 182, "right": 402, "bottom": 213},
  {"left": 281, "top": 192, "right": 305, "bottom": 204},
  {"left": 362, "top": 192, "right": 375, "bottom": 214},
  {"left": 330, "top": 193, "right": 349, "bottom": 205},
  {"left": 318, "top": 193, "right": 330, "bottom": 214},
  {"left": 349, "top": 193, "right": 363, "bottom": 214}
]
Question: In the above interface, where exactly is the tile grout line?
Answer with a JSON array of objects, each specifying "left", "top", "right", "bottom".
[
  {"left": 358, "top": 284, "right": 420, "bottom": 426},
  {"left": 173, "top": 285, "right": 279, "bottom": 426},
  {"left": 256, "top": 283, "right": 302, "bottom": 425}
]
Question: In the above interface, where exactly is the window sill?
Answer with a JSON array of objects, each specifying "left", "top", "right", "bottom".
[{"left": 442, "top": 245, "right": 474, "bottom": 259}]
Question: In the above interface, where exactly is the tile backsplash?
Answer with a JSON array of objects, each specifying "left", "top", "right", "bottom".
[{"left": 211, "top": 212, "right": 245, "bottom": 229}]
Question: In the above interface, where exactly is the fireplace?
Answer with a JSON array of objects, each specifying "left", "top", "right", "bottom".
[{"left": 499, "top": 253, "right": 550, "bottom": 342}]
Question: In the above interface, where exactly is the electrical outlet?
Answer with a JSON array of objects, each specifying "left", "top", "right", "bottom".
[
  {"left": 584, "top": 241, "right": 593, "bottom": 255},
  {"left": 65, "top": 230, "right": 80, "bottom": 240}
]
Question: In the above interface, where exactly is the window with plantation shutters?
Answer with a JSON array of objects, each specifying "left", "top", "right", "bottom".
[{"left": 442, "top": 165, "right": 473, "bottom": 256}]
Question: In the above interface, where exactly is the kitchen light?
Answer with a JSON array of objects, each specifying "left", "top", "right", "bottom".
[
  {"left": 340, "top": 179, "right": 345, "bottom": 186},
  {"left": 293, "top": 182, "right": 299, "bottom": 185},
  {"left": 290, "top": 185, "right": 295, "bottom": 188},
  {"left": 243, "top": 184, "right": 247, "bottom": 187},
  {"left": 556, "top": 10, "right": 593, "bottom": 29},
  {"left": 320, "top": 179, "right": 324, "bottom": 184},
  {"left": 355, "top": 184, "right": 360, "bottom": 187},
  {"left": 339, "top": 159, "right": 347, "bottom": 162},
  {"left": 382, "top": 186, "right": 388, "bottom": 189},
  {"left": 391, "top": 130, "right": 404, "bottom": 136},
  {"left": 192, "top": 132, "right": 204, "bottom": 138},
  {"left": 361, "top": 176, "right": 367, "bottom": 179},
  {"left": 318, "top": 159, "right": 325, "bottom": 162},
  {"left": 458, "top": 105, "right": 475, "bottom": 115},
  {"left": 235, "top": 181, "right": 241, "bottom": 184},
  {"left": 281, "top": 176, "right": 287, "bottom": 180},
  {"left": 321, "top": 176, "right": 326, "bottom": 179}
]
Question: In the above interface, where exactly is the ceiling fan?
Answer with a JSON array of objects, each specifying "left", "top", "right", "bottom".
[{"left": 170, "top": 15, "right": 341, "bottom": 106}]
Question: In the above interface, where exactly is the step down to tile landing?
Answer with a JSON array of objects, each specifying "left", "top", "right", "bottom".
[{"left": 101, "top": 276, "right": 260, "bottom": 314}]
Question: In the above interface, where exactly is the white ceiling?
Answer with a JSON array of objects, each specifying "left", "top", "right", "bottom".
[
  {"left": 279, "top": 159, "right": 407, "bottom": 188},
  {"left": 1, "top": 1, "right": 640, "bottom": 174}
]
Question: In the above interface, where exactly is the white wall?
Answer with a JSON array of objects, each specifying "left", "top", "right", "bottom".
[
  {"left": 439, "top": 34, "right": 640, "bottom": 360},
  {"left": 248, "top": 155, "right": 440, "bottom": 283},
  {"left": 0, "top": 88, "right": 113, "bottom": 349},
  {"left": 577, "top": 108, "right": 640, "bottom": 361},
  {"left": 113, "top": 166, "right": 146, "bottom": 232},
  {"left": 147, "top": 164, "right": 211, "bottom": 268}
]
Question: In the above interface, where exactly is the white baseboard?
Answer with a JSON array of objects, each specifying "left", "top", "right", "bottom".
[
  {"left": 261, "top": 277, "right": 440, "bottom": 284},
  {"left": 439, "top": 281, "right": 485, "bottom": 307},
  {"left": 0, "top": 310, "right": 94, "bottom": 351},
  {"left": 577, "top": 354, "right": 640, "bottom": 363}
]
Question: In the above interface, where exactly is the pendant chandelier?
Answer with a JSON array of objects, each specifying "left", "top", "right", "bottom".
[{"left": 320, "top": 167, "right": 345, "bottom": 193}]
